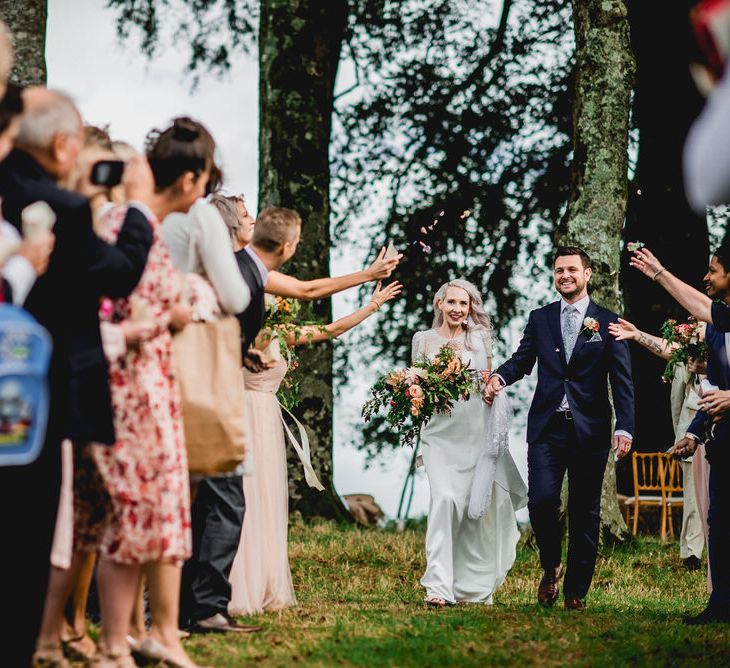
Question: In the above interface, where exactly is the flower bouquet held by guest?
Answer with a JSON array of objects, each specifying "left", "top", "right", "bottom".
[
  {"left": 228, "top": 280, "right": 401, "bottom": 616},
  {"left": 408, "top": 280, "right": 526, "bottom": 608}
]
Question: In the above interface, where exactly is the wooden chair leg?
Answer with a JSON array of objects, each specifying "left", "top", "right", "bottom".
[
  {"left": 661, "top": 503, "right": 667, "bottom": 543},
  {"left": 632, "top": 501, "right": 639, "bottom": 536}
]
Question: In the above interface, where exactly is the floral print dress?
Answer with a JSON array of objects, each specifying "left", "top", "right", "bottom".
[{"left": 75, "top": 206, "right": 191, "bottom": 565}]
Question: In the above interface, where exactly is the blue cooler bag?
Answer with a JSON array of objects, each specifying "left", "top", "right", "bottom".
[{"left": 0, "top": 304, "right": 52, "bottom": 466}]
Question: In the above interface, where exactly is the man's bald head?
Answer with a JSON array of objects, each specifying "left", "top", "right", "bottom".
[
  {"left": 16, "top": 88, "right": 81, "bottom": 150},
  {"left": 15, "top": 87, "right": 83, "bottom": 181}
]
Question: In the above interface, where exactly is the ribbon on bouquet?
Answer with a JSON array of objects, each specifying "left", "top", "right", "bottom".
[{"left": 277, "top": 400, "right": 325, "bottom": 491}]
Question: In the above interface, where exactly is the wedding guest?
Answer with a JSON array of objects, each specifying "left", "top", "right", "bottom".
[
  {"left": 631, "top": 244, "right": 730, "bottom": 624},
  {"left": 0, "top": 87, "right": 154, "bottom": 666},
  {"left": 229, "top": 280, "right": 402, "bottom": 615},
  {"left": 608, "top": 318, "right": 708, "bottom": 570}
]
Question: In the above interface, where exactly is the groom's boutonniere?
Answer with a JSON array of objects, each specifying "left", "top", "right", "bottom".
[{"left": 581, "top": 317, "right": 600, "bottom": 338}]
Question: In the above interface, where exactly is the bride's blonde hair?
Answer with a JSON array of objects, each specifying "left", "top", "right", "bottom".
[{"left": 431, "top": 279, "right": 493, "bottom": 350}]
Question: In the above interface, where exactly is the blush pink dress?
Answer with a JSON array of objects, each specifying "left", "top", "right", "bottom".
[{"left": 229, "top": 358, "right": 296, "bottom": 614}]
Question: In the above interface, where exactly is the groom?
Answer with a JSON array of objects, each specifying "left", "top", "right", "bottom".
[{"left": 486, "top": 246, "right": 634, "bottom": 610}]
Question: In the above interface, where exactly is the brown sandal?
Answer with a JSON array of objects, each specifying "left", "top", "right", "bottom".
[
  {"left": 31, "top": 643, "right": 71, "bottom": 668},
  {"left": 61, "top": 633, "right": 97, "bottom": 661},
  {"left": 424, "top": 595, "right": 448, "bottom": 608}
]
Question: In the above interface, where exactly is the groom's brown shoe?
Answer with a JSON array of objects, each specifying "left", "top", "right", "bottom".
[
  {"left": 564, "top": 596, "right": 586, "bottom": 611},
  {"left": 537, "top": 564, "right": 563, "bottom": 607}
]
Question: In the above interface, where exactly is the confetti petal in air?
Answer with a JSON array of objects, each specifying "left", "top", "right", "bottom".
[
  {"left": 460, "top": 209, "right": 472, "bottom": 219},
  {"left": 420, "top": 226, "right": 428, "bottom": 234},
  {"left": 418, "top": 241, "right": 432, "bottom": 253},
  {"left": 438, "top": 211, "right": 445, "bottom": 217}
]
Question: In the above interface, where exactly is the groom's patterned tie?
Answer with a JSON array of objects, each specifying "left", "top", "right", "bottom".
[{"left": 562, "top": 304, "right": 579, "bottom": 360}]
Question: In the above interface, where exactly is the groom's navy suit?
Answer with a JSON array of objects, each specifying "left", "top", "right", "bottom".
[{"left": 495, "top": 298, "right": 634, "bottom": 600}]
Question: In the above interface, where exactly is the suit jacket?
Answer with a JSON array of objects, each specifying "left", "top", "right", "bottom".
[
  {"left": 687, "top": 301, "right": 730, "bottom": 449},
  {"left": 0, "top": 149, "right": 153, "bottom": 445},
  {"left": 496, "top": 299, "right": 634, "bottom": 445},
  {"left": 234, "top": 248, "right": 266, "bottom": 352}
]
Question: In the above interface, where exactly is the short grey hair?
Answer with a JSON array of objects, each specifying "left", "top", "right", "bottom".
[{"left": 16, "top": 90, "right": 80, "bottom": 150}]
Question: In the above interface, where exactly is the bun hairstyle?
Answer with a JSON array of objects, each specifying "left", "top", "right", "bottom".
[
  {"left": 431, "top": 279, "right": 493, "bottom": 351},
  {"left": 145, "top": 116, "right": 221, "bottom": 193}
]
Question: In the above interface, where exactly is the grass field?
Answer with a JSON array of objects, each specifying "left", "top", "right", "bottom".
[{"left": 168, "top": 519, "right": 730, "bottom": 668}]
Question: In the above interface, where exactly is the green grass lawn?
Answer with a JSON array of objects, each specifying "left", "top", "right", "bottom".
[{"left": 171, "top": 519, "right": 730, "bottom": 668}]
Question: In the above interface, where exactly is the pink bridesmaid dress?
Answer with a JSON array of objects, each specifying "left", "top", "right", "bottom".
[{"left": 229, "top": 358, "right": 297, "bottom": 614}]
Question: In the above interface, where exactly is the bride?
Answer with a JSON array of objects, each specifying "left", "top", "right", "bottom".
[{"left": 412, "top": 280, "right": 527, "bottom": 607}]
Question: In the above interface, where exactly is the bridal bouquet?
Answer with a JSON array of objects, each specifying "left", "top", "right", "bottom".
[
  {"left": 362, "top": 344, "right": 476, "bottom": 447},
  {"left": 659, "top": 316, "right": 708, "bottom": 383}
]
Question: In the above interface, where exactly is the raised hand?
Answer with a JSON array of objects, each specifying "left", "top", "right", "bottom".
[
  {"left": 607, "top": 317, "right": 637, "bottom": 342},
  {"left": 367, "top": 246, "right": 403, "bottom": 280},
  {"left": 371, "top": 280, "right": 403, "bottom": 308},
  {"left": 123, "top": 155, "right": 155, "bottom": 206},
  {"left": 629, "top": 247, "right": 666, "bottom": 281}
]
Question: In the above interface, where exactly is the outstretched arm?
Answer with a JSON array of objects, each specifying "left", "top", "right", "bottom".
[
  {"left": 264, "top": 247, "right": 402, "bottom": 301},
  {"left": 630, "top": 248, "right": 713, "bottom": 323},
  {"left": 607, "top": 317, "right": 677, "bottom": 361},
  {"left": 484, "top": 311, "right": 537, "bottom": 403},
  {"left": 287, "top": 281, "right": 403, "bottom": 345}
]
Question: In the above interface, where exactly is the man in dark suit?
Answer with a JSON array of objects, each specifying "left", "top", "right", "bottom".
[
  {"left": 633, "top": 244, "right": 730, "bottom": 624},
  {"left": 486, "top": 246, "right": 634, "bottom": 611},
  {"left": 0, "top": 87, "right": 154, "bottom": 662},
  {"left": 181, "top": 207, "right": 301, "bottom": 633}
]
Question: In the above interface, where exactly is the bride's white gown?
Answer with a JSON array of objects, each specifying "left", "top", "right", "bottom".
[{"left": 412, "top": 328, "right": 528, "bottom": 604}]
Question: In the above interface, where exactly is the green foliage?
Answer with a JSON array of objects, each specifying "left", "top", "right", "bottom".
[
  {"left": 90, "top": 522, "right": 726, "bottom": 667},
  {"left": 362, "top": 343, "right": 478, "bottom": 447}
]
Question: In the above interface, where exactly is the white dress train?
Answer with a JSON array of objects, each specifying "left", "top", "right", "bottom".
[{"left": 412, "top": 328, "right": 527, "bottom": 604}]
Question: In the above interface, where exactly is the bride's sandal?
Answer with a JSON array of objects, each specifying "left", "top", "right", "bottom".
[
  {"left": 425, "top": 595, "right": 448, "bottom": 608},
  {"left": 31, "top": 643, "right": 71, "bottom": 668},
  {"left": 61, "top": 633, "right": 97, "bottom": 661}
]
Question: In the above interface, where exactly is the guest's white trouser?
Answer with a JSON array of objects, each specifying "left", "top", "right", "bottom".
[{"left": 680, "top": 460, "right": 704, "bottom": 559}]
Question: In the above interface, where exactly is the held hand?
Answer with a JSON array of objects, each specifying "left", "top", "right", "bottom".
[
  {"left": 120, "top": 320, "right": 156, "bottom": 346},
  {"left": 483, "top": 375, "right": 504, "bottom": 405},
  {"left": 670, "top": 436, "right": 698, "bottom": 458},
  {"left": 16, "top": 233, "right": 55, "bottom": 276},
  {"left": 699, "top": 389, "right": 730, "bottom": 417},
  {"left": 687, "top": 357, "right": 708, "bottom": 375},
  {"left": 367, "top": 246, "right": 403, "bottom": 280},
  {"left": 612, "top": 433, "right": 632, "bottom": 460},
  {"left": 122, "top": 155, "right": 155, "bottom": 205},
  {"left": 607, "top": 318, "right": 637, "bottom": 342},
  {"left": 629, "top": 247, "right": 665, "bottom": 281},
  {"left": 243, "top": 348, "right": 274, "bottom": 373},
  {"left": 371, "top": 280, "right": 403, "bottom": 308},
  {"left": 169, "top": 302, "right": 192, "bottom": 332}
]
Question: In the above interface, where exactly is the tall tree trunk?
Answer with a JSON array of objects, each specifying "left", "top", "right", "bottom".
[
  {"left": 620, "top": 2, "right": 707, "bottom": 490},
  {"left": 0, "top": 0, "right": 47, "bottom": 86},
  {"left": 558, "top": 0, "right": 635, "bottom": 542},
  {"left": 258, "top": 0, "right": 351, "bottom": 520}
]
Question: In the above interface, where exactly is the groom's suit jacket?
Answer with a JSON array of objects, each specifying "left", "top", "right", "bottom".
[{"left": 496, "top": 299, "right": 634, "bottom": 445}]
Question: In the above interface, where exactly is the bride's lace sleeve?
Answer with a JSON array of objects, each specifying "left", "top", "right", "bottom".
[{"left": 411, "top": 331, "right": 425, "bottom": 364}]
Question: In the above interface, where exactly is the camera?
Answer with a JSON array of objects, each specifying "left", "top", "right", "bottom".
[{"left": 90, "top": 160, "right": 125, "bottom": 187}]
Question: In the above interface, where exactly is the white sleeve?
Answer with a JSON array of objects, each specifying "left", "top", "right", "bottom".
[
  {"left": 1, "top": 222, "right": 35, "bottom": 305},
  {"left": 191, "top": 200, "right": 251, "bottom": 314},
  {"left": 684, "top": 59, "right": 730, "bottom": 212}
]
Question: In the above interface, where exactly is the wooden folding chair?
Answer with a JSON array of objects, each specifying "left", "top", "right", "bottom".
[
  {"left": 660, "top": 455, "right": 684, "bottom": 540},
  {"left": 625, "top": 452, "right": 667, "bottom": 539}
]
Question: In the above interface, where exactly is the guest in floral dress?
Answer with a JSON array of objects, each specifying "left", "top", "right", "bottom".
[{"left": 34, "top": 117, "right": 219, "bottom": 668}]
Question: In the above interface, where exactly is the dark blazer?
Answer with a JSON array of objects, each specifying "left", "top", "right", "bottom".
[
  {"left": 234, "top": 248, "right": 266, "bottom": 352},
  {"left": 0, "top": 149, "right": 153, "bottom": 445},
  {"left": 496, "top": 299, "right": 635, "bottom": 445},
  {"left": 688, "top": 301, "right": 730, "bottom": 449}
]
